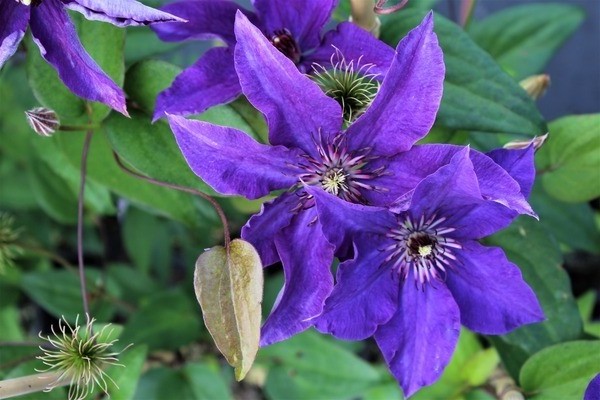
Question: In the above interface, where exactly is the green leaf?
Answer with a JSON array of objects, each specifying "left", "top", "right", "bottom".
[
  {"left": 119, "top": 288, "right": 202, "bottom": 351},
  {"left": 530, "top": 183, "right": 600, "bottom": 253},
  {"left": 380, "top": 11, "right": 546, "bottom": 135},
  {"left": 106, "top": 345, "right": 148, "bottom": 400},
  {"left": 52, "top": 128, "right": 207, "bottom": 227},
  {"left": 134, "top": 363, "right": 232, "bottom": 400},
  {"left": 537, "top": 114, "right": 600, "bottom": 203},
  {"left": 20, "top": 269, "right": 120, "bottom": 323},
  {"left": 578, "top": 291, "right": 597, "bottom": 323},
  {"left": 124, "top": 59, "right": 259, "bottom": 137},
  {"left": 470, "top": 4, "right": 584, "bottom": 80},
  {"left": 259, "top": 330, "right": 381, "bottom": 400},
  {"left": 486, "top": 218, "right": 583, "bottom": 379},
  {"left": 26, "top": 14, "right": 125, "bottom": 124},
  {"left": 194, "top": 239, "right": 263, "bottom": 380},
  {"left": 104, "top": 111, "right": 216, "bottom": 195},
  {"left": 520, "top": 340, "right": 600, "bottom": 399}
]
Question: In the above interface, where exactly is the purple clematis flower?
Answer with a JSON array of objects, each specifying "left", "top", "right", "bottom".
[
  {"left": 307, "top": 148, "right": 544, "bottom": 397},
  {"left": 0, "top": 0, "right": 182, "bottom": 114},
  {"left": 585, "top": 374, "right": 600, "bottom": 400},
  {"left": 166, "top": 11, "right": 536, "bottom": 347},
  {"left": 150, "top": 0, "right": 394, "bottom": 121}
]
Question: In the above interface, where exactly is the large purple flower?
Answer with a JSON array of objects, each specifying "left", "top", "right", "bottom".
[
  {"left": 150, "top": 0, "right": 394, "bottom": 121},
  {"left": 166, "top": 12, "right": 535, "bottom": 347},
  {"left": 307, "top": 148, "right": 544, "bottom": 397},
  {"left": 0, "top": 0, "right": 182, "bottom": 114}
]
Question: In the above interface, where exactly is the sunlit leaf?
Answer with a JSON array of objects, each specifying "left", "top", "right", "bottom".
[{"left": 194, "top": 239, "right": 263, "bottom": 380}]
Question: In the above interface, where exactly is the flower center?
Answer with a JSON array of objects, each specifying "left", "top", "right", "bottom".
[
  {"left": 321, "top": 168, "right": 347, "bottom": 196},
  {"left": 269, "top": 29, "right": 301, "bottom": 64},
  {"left": 15, "top": 0, "right": 42, "bottom": 6},
  {"left": 384, "top": 214, "right": 462, "bottom": 286},
  {"left": 291, "top": 135, "right": 387, "bottom": 212},
  {"left": 311, "top": 47, "right": 380, "bottom": 124}
]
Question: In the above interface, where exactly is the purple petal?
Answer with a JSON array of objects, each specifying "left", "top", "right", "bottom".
[
  {"left": 0, "top": 0, "right": 29, "bottom": 68},
  {"left": 367, "top": 144, "right": 534, "bottom": 217},
  {"left": 470, "top": 147, "right": 536, "bottom": 217},
  {"left": 261, "top": 208, "right": 335, "bottom": 346},
  {"left": 446, "top": 241, "right": 544, "bottom": 335},
  {"left": 167, "top": 114, "right": 300, "bottom": 199},
  {"left": 584, "top": 374, "right": 600, "bottom": 400},
  {"left": 29, "top": 0, "right": 127, "bottom": 115},
  {"left": 233, "top": 12, "right": 343, "bottom": 156},
  {"left": 486, "top": 146, "right": 535, "bottom": 198},
  {"left": 306, "top": 185, "right": 395, "bottom": 252},
  {"left": 254, "top": 0, "right": 337, "bottom": 51},
  {"left": 375, "top": 282, "right": 460, "bottom": 398},
  {"left": 62, "top": 0, "right": 184, "bottom": 27},
  {"left": 407, "top": 147, "right": 481, "bottom": 219},
  {"left": 153, "top": 47, "right": 240, "bottom": 121},
  {"left": 303, "top": 21, "right": 394, "bottom": 78},
  {"left": 345, "top": 12, "right": 444, "bottom": 156},
  {"left": 241, "top": 192, "right": 298, "bottom": 267},
  {"left": 315, "top": 238, "right": 399, "bottom": 340},
  {"left": 151, "top": 0, "right": 254, "bottom": 45}
]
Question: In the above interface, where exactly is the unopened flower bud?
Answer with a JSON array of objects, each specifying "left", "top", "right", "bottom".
[
  {"left": 519, "top": 74, "right": 550, "bottom": 100},
  {"left": 25, "top": 107, "right": 60, "bottom": 137},
  {"left": 503, "top": 133, "right": 549, "bottom": 152}
]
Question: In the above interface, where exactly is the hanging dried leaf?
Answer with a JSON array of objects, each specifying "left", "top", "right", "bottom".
[{"left": 193, "top": 239, "right": 263, "bottom": 380}]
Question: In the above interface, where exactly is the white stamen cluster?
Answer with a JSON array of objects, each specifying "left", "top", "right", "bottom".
[
  {"left": 384, "top": 214, "right": 462, "bottom": 286},
  {"left": 295, "top": 135, "right": 386, "bottom": 208}
]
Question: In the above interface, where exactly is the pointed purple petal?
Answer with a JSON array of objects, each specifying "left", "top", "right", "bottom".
[
  {"left": 233, "top": 12, "right": 342, "bottom": 156},
  {"left": 151, "top": 0, "right": 254, "bottom": 45},
  {"left": 63, "top": 0, "right": 184, "bottom": 27},
  {"left": 585, "top": 374, "right": 600, "bottom": 400},
  {"left": 254, "top": 0, "right": 337, "bottom": 51},
  {"left": 470, "top": 147, "right": 536, "bottom": 217},
  {"left": 303, "top": 22, "right": 394, "bottom": 78},
  {"left": 261, "top": 208, "right": 335, "bottom": 345},
  {"left": 241, "top": 193, "right": 297, "bottom": 267},
  {"left": 154, "top": 47, "right": 240, "bottom": 120},
  {"left": 368, "top": 144, "right": 535, "bottom": 217},
  {"left": 345, "top": 12, "right": 444, "bottom": 156},
  {"left": 0, "top": 0, "right": 29, "bottom": 68},
  {"left": 486, "top": 146, "right": 535, "bottom": 198},
  {"left": 167, "top": 114, "right": 300, "bottom": 199},
  {"left": 315, "top": 238, "right": 399, "bottom": 340},
  {"left": 446, "top": 241, "right": 544, "bottom": 335},
  {"left": 375, "top": 282, "right": 460, "bottom": 398},
  {"left": 407, "top": 147, "right": 481, "bottom": 219},
  {"left": 307, "top": 185, "right": 394, "bottom": 252},
  {"left": 29, "top": 0, "right": 127, "bottom": 115}
]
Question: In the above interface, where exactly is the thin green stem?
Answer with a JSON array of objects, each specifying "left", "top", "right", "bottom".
[
  {"left": 112, "top": 151, "right": 231, "bottom": 251},
  {"left": 77, "top": 131, "right": 94, "bottom": 318}
]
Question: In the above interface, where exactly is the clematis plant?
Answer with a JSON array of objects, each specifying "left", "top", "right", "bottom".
[
  {"left": 0, "top": 0, "right": 182, "bottom": 114},
  {"left": 150, "top": 0, "right": 394, "bottom": 121},
  {"left": 307, "top": 148, "right": 544, "bottom": 397},
  {"left": 166, "top": 11, "right": 536, "bottom": 348}
]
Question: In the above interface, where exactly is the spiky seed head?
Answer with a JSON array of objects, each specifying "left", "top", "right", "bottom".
[{"left": 37, "top": 315, "right": 127, "bottom": 400}]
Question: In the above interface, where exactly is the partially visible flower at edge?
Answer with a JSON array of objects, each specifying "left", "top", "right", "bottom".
[
  {"left": 166, "top": 12, "right": 535, "bottom": 348},
  {"left": 150, "top": 0, "right": 395, "bottom": 121},
  {"left": 585, "top": 374, "right": 600, "bottom": 400},
  {"left": 306, "top": 147, "right": 544, "bottom": 397},
  {"left": 0, "top": 0, "right": 184, "bottom": 115},
  {"left": 37, "top": 314, "right": 128, "bottom": 400}
]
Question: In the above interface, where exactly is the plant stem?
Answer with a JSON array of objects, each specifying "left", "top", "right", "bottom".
[
  {"left": 77, "top": 130, "right": 93, "bottom": 318},
  {"left": 0, "top": 372, "right": 69, "bottom": 399},
  {"left": 112, "top": 151, "right": 231, "bottom": 251},
  {"left": 350, "top": 0, "right": 381, "bottom": 37},
  {"left": 488, "top": 367, "right": 524, "bottom": 400},
  {"left": 15, "top": 242, "right": 74, "bottom": 271}
]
